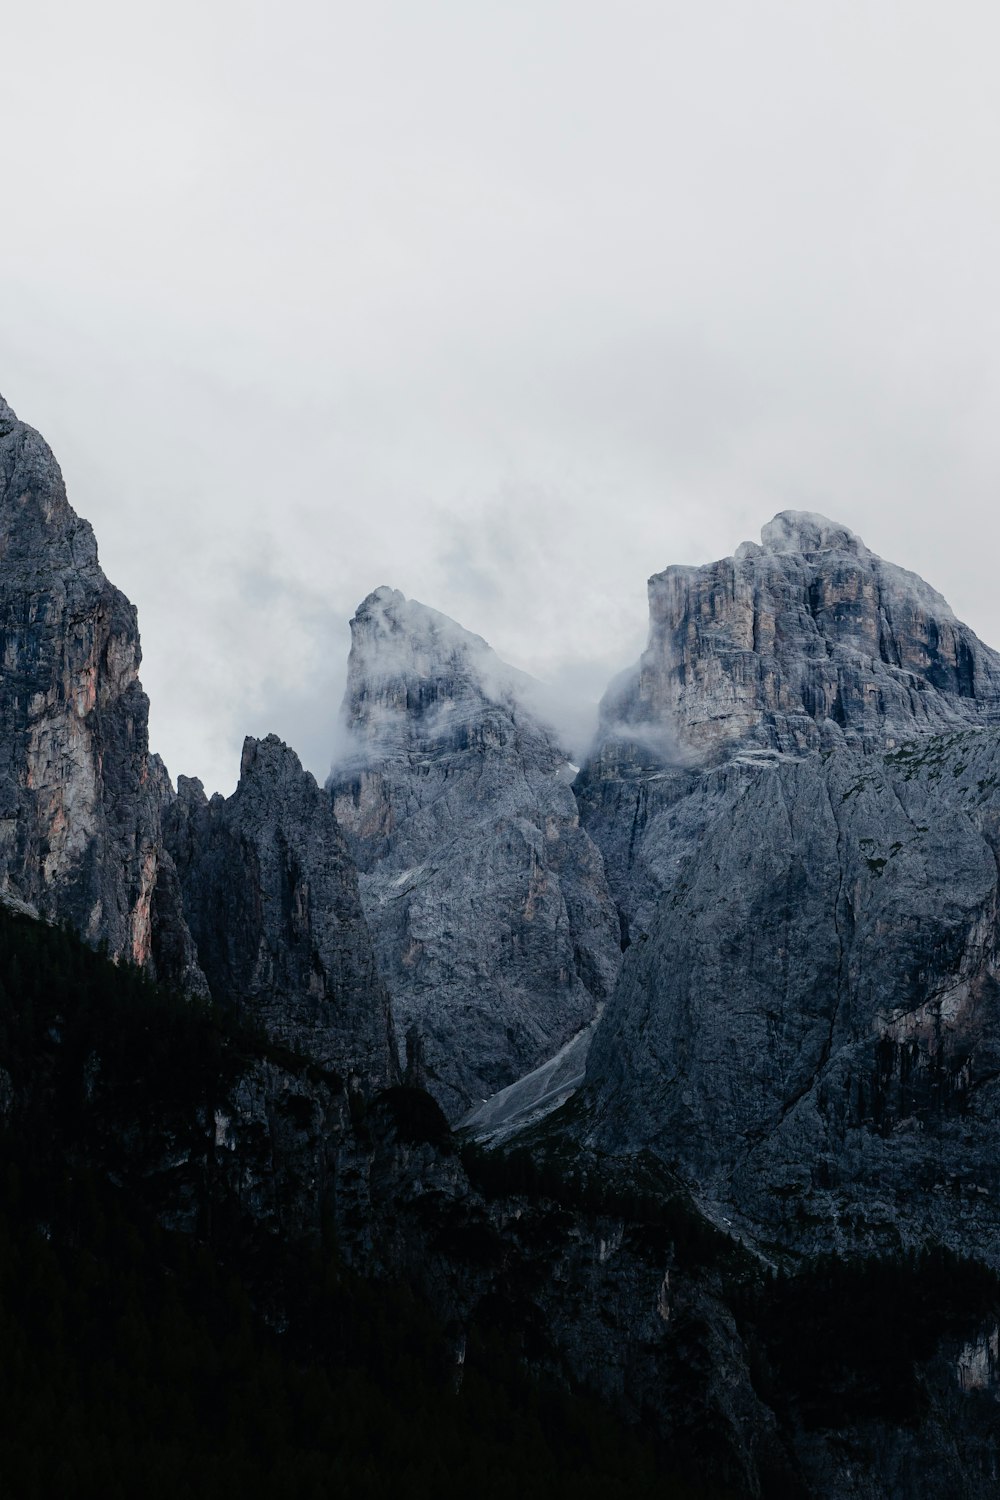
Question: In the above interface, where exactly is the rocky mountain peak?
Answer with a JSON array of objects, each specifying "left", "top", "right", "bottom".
[
  {"left": 0, "top": 390, "right": 186, "bottom": 968},
  {"left": 594, "top": 510, "right": 1000, "bottom": 771},
  {"left": 344, "top": 586, "right": 533, "bottom": 758},
  {"left": 0, "top": 392, "right": 99, "bottom": 571},
  {"left": 164, "top": 733, "right": 398, "bottom": 1086},
  {"left": 238, "top": 729, "right": 305, "bottom": 784},
  {"left": 757, "top": 509, "right": 867, "bottom": 558},
  {"left": 330, "top": 590, "right": 621, "bottom": 1119}
]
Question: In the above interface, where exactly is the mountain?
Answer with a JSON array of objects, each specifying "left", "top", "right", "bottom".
[
  {"left": 163, "top": 734, "right": 399, "bottom": 1089},
  {"left": 0, "top": 389, "right": 395, "bottom": 1093},
  {"left": 578, "top": 509, "right": 1000, "bottom": 934},
  {"left": 6, "top": 386, "right": 1000, "bottom": 1499},
  {"left": 328, "top": 586, "right": 621, "bottom": 1119},
  {"left": 0, "top": 391, "right": 203, "bottom": 987},
  {"left": 579, "top": 514, "right": 1000, "bottom": 1266},
  {"left": 604, "top": 509, "right": 1000, "bottom": 765}
]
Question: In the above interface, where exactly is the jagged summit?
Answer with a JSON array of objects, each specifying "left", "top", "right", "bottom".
[
  {"left": 0, "top": 389, "right": 174, "bottom": 964},
  {"left": 164, "top": 732, "right": 398, "bottom": 1085},
  {"left": 351, "top": 585, "right": 492, "bottom": 661},
  {"left": 329, "top": 588, "right": 621, "bottom": 1119},
  {"left": 590, "top": 509, "right": 1000, "bottom": 770},
  {"left": 747, "top": 510, "right": 955, "bottom": 617},
  {"left": 333, "top": 590, "right": 570, "bottom": 862},
  {"left": 0, "top": 390, "right": 21, "bottom": 428},
  {"left": 0, "top": 391, "right": 98, "bottom": 569},
  {"left": 343, "top": 586, "right": 537, "bottom": 758},
  {"left": 757, "top": 509, "right": 866, "bottom": 557}
]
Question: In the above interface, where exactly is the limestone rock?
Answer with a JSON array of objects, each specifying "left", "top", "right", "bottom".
[
  {"left": 0, "top": 390, "right": 189, "bottom": 972},
  {"left": 626, "top": 510, "right": 1000, "bottom": 763},
  {"left": 165, "top": 734, "right": 398, "bottom": 1088},
  {"left": 329, "top": 587, "right": 621, "bottom": 1118},
  {"left": 575, "top": 514, "right": 1000, "bottom": 1266},
  {"left": 579, "top": 510, "right": 1000, "bottom": 935}
]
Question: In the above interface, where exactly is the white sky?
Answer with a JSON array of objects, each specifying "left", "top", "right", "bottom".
[{"left": 4, "top": 0, "right": 1000, "bottom": 792}]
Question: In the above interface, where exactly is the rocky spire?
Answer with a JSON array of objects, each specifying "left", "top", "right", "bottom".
[
  {"left": 593, "top": 510, "right": 1000, "bottom": 770},
  {"left": 0, "top": 390, "right": 183, "bottom": 969},
  {"left": 329, "top": 589, "right": 621, "bottom": 1119},
  {"left": 579, "top": 513, "right": 1000, "bottom": 1265},
  {"left": 339, "top": 585, "right": 540, "bottom": 765},
  {"left": 164, "top": 734, "right": 399, "bottom": 1088}
]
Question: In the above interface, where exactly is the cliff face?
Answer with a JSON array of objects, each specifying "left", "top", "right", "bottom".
[
  {"left": 578, "top": 511, "right": 1000, "bottom": 934},
  {"left": 0, "top": 394, "right": 392, "bottom": 1089},
  {"left": 607, "top": 510, "right": 1000, "bottom": 765},
  {"left": 585, "top": 732, "right": 1000, "bottom": 1258},
  {"left": 0, "top": 391, "right": 190, "bottom": 974},
  {"left": 8, "top": 396, "right": 1000, "bottom": 1500},
  {"left": 329, "top": 587, "right": 621, "bottom": 1119},
  {"left": 578, "top": 514, "right": 1000, "bottom": 1265},
  {"left": 164, "top": 734, "right": 398, "bottom": 1090}
]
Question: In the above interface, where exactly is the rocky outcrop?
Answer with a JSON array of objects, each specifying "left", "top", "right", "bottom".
[
  {"left": 165, "top": 734, "right": 398, "bottom": 1089},
  {"left": 584, "top": 731, "right": 1000, "bottom": 1257},
  {"left": 579, "top": 515, "right": 1000, "bottom": 1265},
  {"left": 605, "top": 511, "right": 1000, "bottom": 765},
  {"left": 578, "top": 511, "right": 1000, "bottom": 935},
  {"left": 0, "top": 391, "right": 193, "bottom": 973},
  {"left": 7, "top": 415, "right": 1000, "bottom": 1500},
  {"left": 329, "top": 587, "right": 621, "bottom": 1119}
]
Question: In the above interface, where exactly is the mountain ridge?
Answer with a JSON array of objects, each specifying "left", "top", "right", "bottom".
[{"left": 6, "top": 388, "right": 1000, "bottom": 1496}]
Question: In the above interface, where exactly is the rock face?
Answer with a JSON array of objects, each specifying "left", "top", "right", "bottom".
[
  {"left": 579, "top": 513, "right": 1000, "bottom": 1264},
  {"left": 0, "top": 389, "right": 397, "bottom": 1084},
  {"left": 165, "top": 734, "right": 398, "bottom": 1088},
  {"left": 329, "top": 587, "right": 621, "bottom": 1119},
  {"left": 0, "top": 391, "right": 185, "bottom": 970},
  {"left": 9, "top": 419, "right": 1000, "bottom": 1500},
  {"left": 585, "top": 732, "right": 1000, "bottom": 1260},
  {"left": 609, "top": 510, "right": 1000, "bottom": 765},
  {"left": 578, "top": 511, "right": 1000, "bottom": 933}
]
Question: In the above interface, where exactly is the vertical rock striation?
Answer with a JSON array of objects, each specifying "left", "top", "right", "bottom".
[
  {"left": 577, "top": 511, "right": 1000, "bottom": 933},
  {"left": 0, "top": 390, "right": 184, "bottom": 970},
  {"left": 579, "top": 513, "right": 1000, "bottom": 1263},
  {"left": 585, "top": 730, "right": 1000, "bottom": 1262},
  {"left": 617, "top": 510, "right": 1000, "bottom": 764},
  {"left": 165, "top": 734, "right": 398, "bottom": 1088},
  {"left": 329, "top": 587, "right": 621, "bottom": 1119}
]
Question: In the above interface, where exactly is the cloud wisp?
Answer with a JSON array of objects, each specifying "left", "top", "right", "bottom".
[{"left": 3, "top": 2, "right": 1000, "bottom": 790}]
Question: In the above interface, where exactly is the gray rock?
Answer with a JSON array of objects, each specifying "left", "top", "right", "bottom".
[
  {"left": 11, "top": 392, "right": 999, "bottom": 1497},
  {"left": 329, "top": 586, "right": 621, "bottom": 1118},
  {"left": 579, "top": 511, "right": 1000, "bottom": 931},
  {"left": 629, "top": 510, "right": 1000, "bottom": 761},
  {"left": 579, "top": 513, "right": 1000, "bottom": 1264},
  {"left": 165, "top": 733, "right": 398, "bottom": 1088},
  {"left": 0, "top": 389, "right": 392, "bottom": 1076},
  {"left": 0, "top": 390, "right": 194, "bottom": 975}
]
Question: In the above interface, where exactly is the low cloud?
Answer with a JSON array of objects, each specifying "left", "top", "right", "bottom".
[{"left": 4, "top": 2, "right": 1000, "bottom": 791}]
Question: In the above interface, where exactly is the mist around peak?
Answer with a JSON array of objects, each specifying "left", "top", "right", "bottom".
[{"left": 328, "top": 585, "right": 613, "bottom": 779}]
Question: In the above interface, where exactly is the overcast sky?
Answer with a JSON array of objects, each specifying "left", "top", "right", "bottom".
[{"left": 4, "top": 0, "right": 1000, "bottom": 792}]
